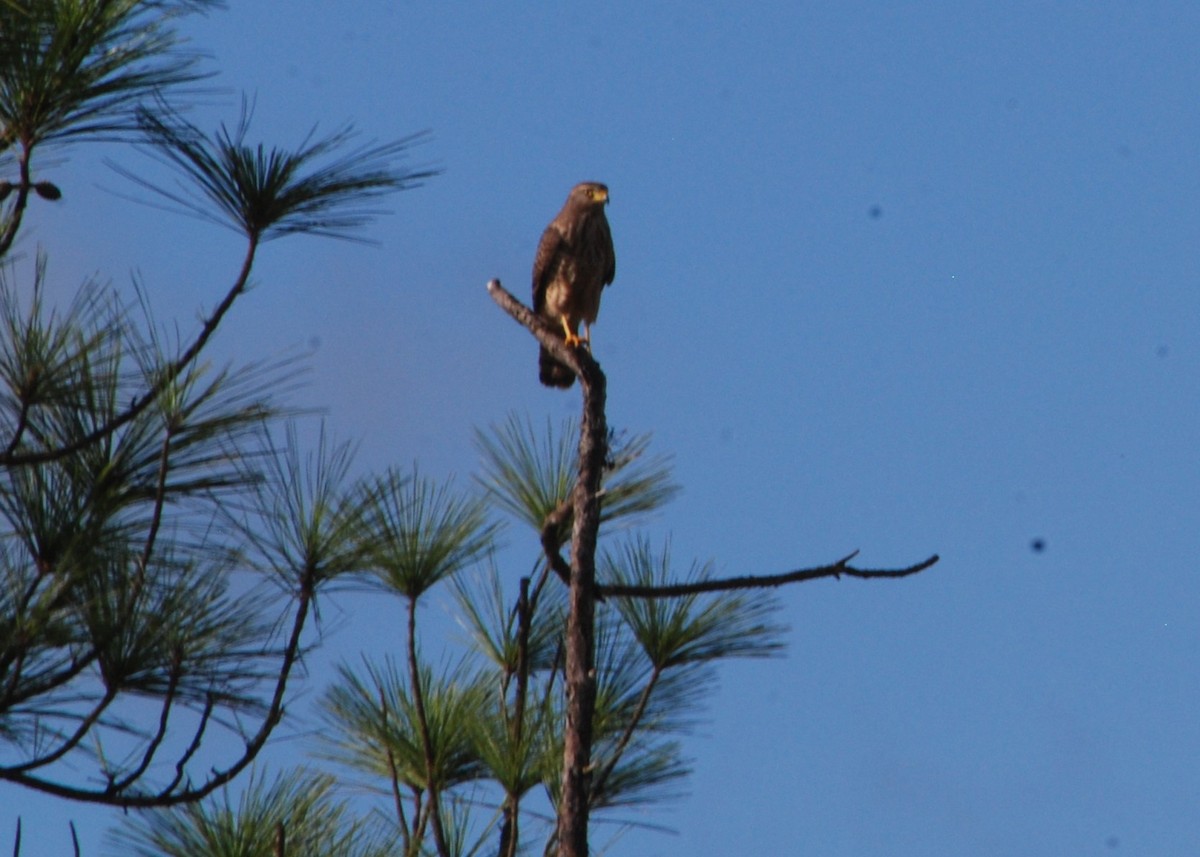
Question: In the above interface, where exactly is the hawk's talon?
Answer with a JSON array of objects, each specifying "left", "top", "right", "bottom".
[{"left": 559, "top": 318, "right": 581, "bottom": 348}]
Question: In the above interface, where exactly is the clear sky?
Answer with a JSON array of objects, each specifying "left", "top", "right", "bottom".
[{"left": 9, "top": 1, "right": 1200, "bottom": 854}]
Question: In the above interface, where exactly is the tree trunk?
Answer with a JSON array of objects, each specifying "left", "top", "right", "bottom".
[{"left": 556, "top": 359, "right": 606, "bottom": 857}]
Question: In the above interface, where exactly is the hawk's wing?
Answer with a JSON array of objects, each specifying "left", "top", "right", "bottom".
[
  {"left": 597, "top": 216, "right": 615, "bottom": 286},
  {"left": 532, "top": 223, "right": 565, "bottom": 313}
]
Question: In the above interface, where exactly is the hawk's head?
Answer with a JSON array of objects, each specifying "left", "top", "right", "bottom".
[{"left": 570, "top": 181, "right": 609, "bottom": 207}]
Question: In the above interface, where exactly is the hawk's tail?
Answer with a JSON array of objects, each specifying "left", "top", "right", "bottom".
[{"left": 539, "top": 346, "right": 575, "bottom": 388}]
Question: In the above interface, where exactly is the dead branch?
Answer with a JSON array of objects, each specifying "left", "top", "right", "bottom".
[
  {"left": 486, "top": 278, "right": 605, "bottom": 857},
  {"left": 599, "top": 551, "right": 940, "bottom": 598},
  {"left": 487, "top": 279, "right": 594, "bottom": 383}
]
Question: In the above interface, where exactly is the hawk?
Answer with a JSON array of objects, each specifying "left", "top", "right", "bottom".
[{"left": 532, "top": 181, "right": 616, "bottom": 388}]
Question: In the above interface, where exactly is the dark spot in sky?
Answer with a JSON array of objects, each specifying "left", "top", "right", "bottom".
[
  {"left": 1156, "top": 344, "right": 1169, "bottom": 358},
  {"left": 868, "top": 204, "right": 883, "bottom": 219},
  {"left": 1030, "top": 538, "right": 1045, "bottom": 553},
  {"left": 1106, "top": 835, "right": 1120, "bottom": 849}
]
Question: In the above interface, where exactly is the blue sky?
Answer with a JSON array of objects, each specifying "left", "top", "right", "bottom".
[{"left": 9, "top": 1, "right": 1200, "bottom": 854}]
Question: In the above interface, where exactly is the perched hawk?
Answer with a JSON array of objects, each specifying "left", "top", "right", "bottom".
[{"left": 532, "top": 181, "right": 616, "bottom": 388}]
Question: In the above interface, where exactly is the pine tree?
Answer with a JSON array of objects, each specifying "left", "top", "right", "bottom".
[
  {"left": 0, "top": 0, "right": 435, "bottom": 812},
  {"left": 1, "top": 5, "right": 939, "bottom": 856}
]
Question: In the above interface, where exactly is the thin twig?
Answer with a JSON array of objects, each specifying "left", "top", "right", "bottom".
[
  {"left": 406, "top": 597, "right": 451, "bottom": 857},
  {"left": 590, "top": 665, "right": 661, "bottom": 801},
  {"left": 5, "top": 686, "right": 118, "bottom": 774},
  {"left": 0, "top": 143, "right": 34, "bottom": 258},
  {"left": 380, "top": 687, "right": 412, "bottom": 848},
  {"left": 109, "top": 657, "right": 182, "bottom": 792},
  {"left": 164, "top": 692, "right": 213, "bottom": 795}
]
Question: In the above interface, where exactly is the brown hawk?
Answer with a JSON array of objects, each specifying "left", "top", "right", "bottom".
[{"left": 532, "top": 181, "right": 616, "bottom": 388}]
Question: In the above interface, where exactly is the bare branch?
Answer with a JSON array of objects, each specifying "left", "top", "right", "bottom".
[
  {"left": 599, "top": 552, "right": 941, "bottom": 599},
  {"left": 487, "top": 279, "right": 595, "bottom": 386},
  {"left": 488, "top": 277, "right": 607, "bottom": 857}
]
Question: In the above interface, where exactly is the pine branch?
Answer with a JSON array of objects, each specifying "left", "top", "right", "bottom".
[
  {"left": 0, "top": 235, "right": 260, "bottom": 467},
  {"left": 0, "top": 579, "right": 314, "bottom": 808}
]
